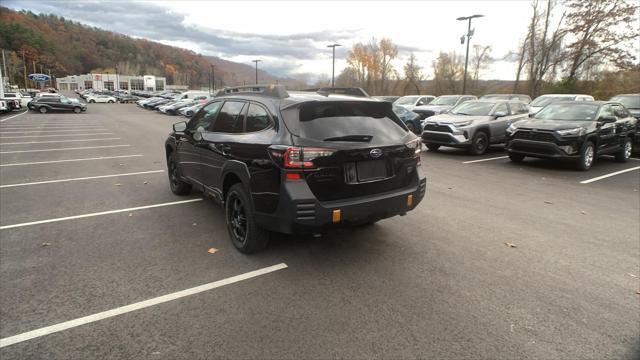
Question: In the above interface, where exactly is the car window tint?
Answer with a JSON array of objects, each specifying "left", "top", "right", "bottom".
[
  {"left": 245, "top": 104, "right": 271, "bottom": 132},
  {"left": 599, "top": 105, "right": 614, "bottom": 118},
  {"left": 211, "top": 101, "right": 245, "bottom": 133},
  {"left": 188, "top": 101, "right": 222, "bottom": 131},
  {"left": 612, "top": 104, "right": 629, "bottom": 118},
  {"left": 493, "top": 103, "right": 508, "bottom": 115}
]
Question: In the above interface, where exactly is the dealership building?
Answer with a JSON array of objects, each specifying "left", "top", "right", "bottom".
[{"left": 56, "top": 74, "right": 166, "bottom": 92}]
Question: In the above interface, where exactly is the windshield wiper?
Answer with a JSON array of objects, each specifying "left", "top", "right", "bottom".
[{"left": 324, "top": 135, "right": 373, "bottom": 142}]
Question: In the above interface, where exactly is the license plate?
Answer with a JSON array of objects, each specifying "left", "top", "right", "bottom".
[{"left": 355, "top": 159, "right": 389, "bottom": 182}]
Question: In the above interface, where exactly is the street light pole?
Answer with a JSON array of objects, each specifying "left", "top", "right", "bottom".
[
  {"left": 251, "top": 60, "right": 261, "bottom": 84},
  {"left": 457, "top": 14, "right": 484, "bottom": 95},
  {"left": 327, "top": 43, "right": 341, "bottom": 87}
]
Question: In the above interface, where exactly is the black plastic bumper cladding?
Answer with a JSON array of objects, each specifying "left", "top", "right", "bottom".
[{"left": 254, "top": 171, "right": 426, "bottom": 234}]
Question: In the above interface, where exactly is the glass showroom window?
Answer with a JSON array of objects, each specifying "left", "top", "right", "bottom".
[
  {"left": 84, "top": 81, "right": 93, "bottom": 89},
  {"left": 104, "top": 81, "right": 114, "bottom": 91},
  {"left": 130, "top": 79, "right": 144, "bottom": 90},
  {"left": 155, "top": 80, "right": 164, "bottom": 91},
  {"left": 119, "top": 82, "right": 129, "bottom": 90}
]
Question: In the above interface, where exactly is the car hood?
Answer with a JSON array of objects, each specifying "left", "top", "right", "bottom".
[
  {"left": 426, "top": 113, "right": 491, "bottom": 124},
  {"left": 628, "top": 109, "right": 640, "bottom": 119},
  {"left": 413, "top": 104, "right": 453, "bottom": 112},
  {"left": 514, "top": 119, "right": 592, "bottom": 131}
]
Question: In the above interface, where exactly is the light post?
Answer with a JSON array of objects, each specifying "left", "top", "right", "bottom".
[
  {"left": 457, "top": 14, "right": 484, "bottom": 94},
  {"left": 115, "top": 66, "right": 120, "bottom": 92},
  {"left": 251, "top": 59, "right": 261, "bottom": 84},
  {"left": 327, "top": 43, "right": 341, "bottom": 87}
]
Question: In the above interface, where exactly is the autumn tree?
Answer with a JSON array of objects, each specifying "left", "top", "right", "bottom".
[
  {"left": 564, "top": 0, "right": 639, "bottom": 81},
  {"left": 345, "top": 38, "right": 399, "bottom": 95}
]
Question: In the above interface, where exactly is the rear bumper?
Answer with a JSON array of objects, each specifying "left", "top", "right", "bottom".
[
  {"left": 255, "top": 170, "right": 427, "bottom": 234},
  {"left": 506, "top": 139, "right": 580, "bottom": 159}
]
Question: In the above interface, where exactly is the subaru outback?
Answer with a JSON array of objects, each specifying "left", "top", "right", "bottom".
[{"left": 165, "top": 85, "right": 427, "bottom": 253}]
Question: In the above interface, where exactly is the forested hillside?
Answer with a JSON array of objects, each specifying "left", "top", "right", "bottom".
[{"left": 0, "top": 7, "right": 301, "bottom": 88}]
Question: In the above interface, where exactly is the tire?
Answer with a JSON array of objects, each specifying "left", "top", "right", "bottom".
[
  {"left": 577, "top": 141, "right": 595, "bottom": 171},
  {"left": 614, "top": 137, "right": 632, "bottom": 162},
  {"left": 38, "top": 106, "right": 48, "bottom": 114},
  {"left": 470, "top": 131, "right": 489, "bottom": 155},
  {"left": 89, "top": 100, "right": 95, "bottom": 103},
  {"left": 108, "top": 100, "right": 114, "bottom": 103},
  {"left": 426, "top": 143, "right": 440, "bottom": 151},
  {"left": 167, "top": 152, "right": 192, "bottom": 195},
  {"left": 225, "top": 183, "right": 269, "bottom": 253},
  {"left": 508, "top": 153, "right": 525, "bottom": 162},
  {"left": 73, "top": 107, "right": 81, "bottom": 114}
]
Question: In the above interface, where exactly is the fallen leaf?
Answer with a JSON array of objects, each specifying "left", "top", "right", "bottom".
[
  {"left": 119, "top": 163, "right": 124, "bottom": 166},
  {"left": 207, "top": 247, "right": 218, "bottom": 254},
  {"left": 447, "top": 187, "right": 453, "bottom": 190},
  {"left": 504, "top": 242, "right": 517, "bottom": 248},
  {"left": 627, "top": 273, "right": 638, "bottom": 278},
  {"left": 544, "top": 201, "right": 553, "bottom": 204},
  {"left": 581, "top": 211, "right": 586, "bottom": 215},
  {"left": 541, "top": 177, "right": 546, "bottom": 180},
  {"left": 115, "top": 183, "right": 121, "bottom": 187},
  {"left": 143, "top": 181, "right": 148, "bottom": 185},
  {"left": 128, "top": 213, "right": 133, "bottom": 217},
  {"left": 192, "top": 223, "right": 197, "bottom": 226},
  {"left": 636, "top": 289, "right": 640, "bottom": 295},
  {"left": 41, "top": 242, "right": 51, "bottom": 247}
]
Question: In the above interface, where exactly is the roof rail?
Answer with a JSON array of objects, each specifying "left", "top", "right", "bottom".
[
  {"left": 220, "top": 84, "right": 289, "bottom": 98},
  {"left": 309, "top": 87, "right": 370, "bottom": 98}
]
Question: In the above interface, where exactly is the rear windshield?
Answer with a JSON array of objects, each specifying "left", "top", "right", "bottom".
[{"left": 282, "top": 101, "right": 408, "bottom": 144}]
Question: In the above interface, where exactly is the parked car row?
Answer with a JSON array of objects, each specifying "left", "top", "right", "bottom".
[
  {"left": 135, "top": 90, "right": 211, "bottom": 117},
  {"left": 26, "top": 94, "right": 87, "bottom": 114},
  {"left": 419, "top": 94, "right": 639, "bottom": 170}
]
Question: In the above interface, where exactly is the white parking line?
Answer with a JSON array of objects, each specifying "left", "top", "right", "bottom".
[
  {"left": 0, "top": 144, "right": 130, "bottom": 154},
  {"left": 0, "top": 170, "right": 164, "bottom": 188},
  {"left": 579, "top": 166, "right": 640, "bottom": 184},
  {"left": 462, "top": 156, "right": 509, "bottom": 164},
  {"left": 0, "top": 133, "right": 113, "bottom": 139},
  {"left": 0, "top": 138, "right": 121, "bottom": 145},
  {"left": 0, "top": 129, "right": 106, "bottom": 134},
  {"left": 0, "top": 263, "right": 288, "bottom": 348},
  {"left": 0, "top": 110, "right": 28, "bottom": 122},
  {"left": 0, "top": 198, "right": 202, "bottom": 230},
  {"left": 0, "top": 154, "right": 143, "bottom": 167}
]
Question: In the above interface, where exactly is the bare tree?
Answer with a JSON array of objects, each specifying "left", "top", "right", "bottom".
[
  {"left": 470, "top": 45, "right": 492, "bottom": 92},
  {"left": 564, "top": 0, "right": 639, "bottom": 80},
  {"left": 402, "top": 52, "right": 423, "bottom": 94},
  {"left": 432, "top": 52, "right": 464, "bottom": 94}
]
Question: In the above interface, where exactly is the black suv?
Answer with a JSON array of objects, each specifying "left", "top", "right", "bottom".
[
  {"left": 165, "top": 85, "right": 427, "bottom": 253},
  {"left": 505, "top": 101, "right": 637, "bottom": 170}
]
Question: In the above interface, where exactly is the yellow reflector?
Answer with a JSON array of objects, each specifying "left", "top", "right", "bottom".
[
  {"left": 332, "top": 209, "right": 341, "bottom": 223},
  {"left": 407, "top": 194, "right": 413, "bottom": 206}
]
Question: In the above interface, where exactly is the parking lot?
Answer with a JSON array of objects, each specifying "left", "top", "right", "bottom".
[{"left": 0, "top": 102, "right": 638, "bottom": 359}]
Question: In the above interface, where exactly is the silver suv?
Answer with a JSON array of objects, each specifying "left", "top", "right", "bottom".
[{"left": 421, "top": 100, "right": 529, "bottom": 155}]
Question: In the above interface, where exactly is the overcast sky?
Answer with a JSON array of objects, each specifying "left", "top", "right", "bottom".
[{"left": 6, "top": 0, "right": 540, "bottom": 81}]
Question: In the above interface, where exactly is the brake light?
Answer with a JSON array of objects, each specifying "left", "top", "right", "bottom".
[
  {"left": 285, "top": 172, "right": 301, "bottom": 180},
  {"left": 405, "top": 138, "right": 422, "bottom": 155},
  {"left": 271, "top": 146, "right": 335, "bottom": 169}
]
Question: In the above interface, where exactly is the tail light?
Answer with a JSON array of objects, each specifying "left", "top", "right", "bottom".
[{"left": 269, "top": 146, "right": 335, "bottom": 169}]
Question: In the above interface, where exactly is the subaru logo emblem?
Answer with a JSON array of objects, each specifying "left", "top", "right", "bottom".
[{"left": 370, "top": 149, "right": 383, "bottom": 158}]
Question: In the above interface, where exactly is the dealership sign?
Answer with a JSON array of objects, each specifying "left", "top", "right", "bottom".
[{"left": 28, "top": 73, "right": 50, "bottom": 82}]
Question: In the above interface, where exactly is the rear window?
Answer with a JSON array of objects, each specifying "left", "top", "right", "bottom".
[{"left": 282, "top": 101, "right": 408, "bottom": 143}]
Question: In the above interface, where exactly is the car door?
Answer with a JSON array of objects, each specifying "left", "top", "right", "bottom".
[
  {"left": 176, "top": 101, "right": 223, "bottom": 184},
  {"left": 596, "top": 104, "right": 617, "bottom": 152},
  {"left": 488, "top": 103, "right": 512, "bottom": 143},
  {"left": 44, "top": 97, "right": 62, "bottom": 110},
  {"left": 611, "top": 104, "right": 633, "bottom": 148},
  {"left": 199, "top": 100, "right": 247, "bottom": 194}
]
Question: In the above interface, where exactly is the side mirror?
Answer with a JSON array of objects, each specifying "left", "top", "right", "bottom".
[
  {"left": 599, "top": 115, "right": 616, "bottom": 124},
  {"left": 494, "top": 111, "right": 508, "bottom": 118},
  {"left": 173, "top": 121, "right": 187, "bottom": 132}
]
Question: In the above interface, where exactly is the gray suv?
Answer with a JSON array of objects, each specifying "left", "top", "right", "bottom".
[{"left": 421, "top": 100, "right": 529, "bottom": 155}]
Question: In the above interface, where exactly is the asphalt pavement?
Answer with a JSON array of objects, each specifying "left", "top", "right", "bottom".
[{"left": 0, "top": 102, "right": 638, "bottom": 359}]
